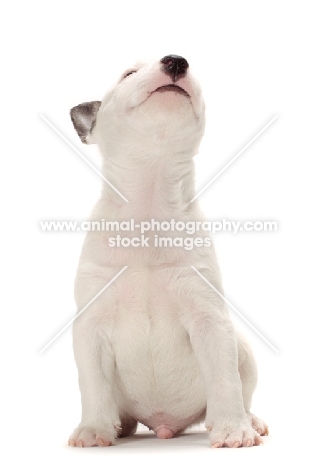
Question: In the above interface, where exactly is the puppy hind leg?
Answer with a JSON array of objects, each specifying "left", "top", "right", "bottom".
[
  {"left": 237, "top": 333, "right": 269, "bottom": 437},
  {"left": 118, "top": 415, "right": 138, "bottom": 438}
]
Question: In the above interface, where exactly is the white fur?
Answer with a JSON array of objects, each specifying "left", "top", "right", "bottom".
[{"left": 68, "top": 57, "right": 267, "bottom": 448}]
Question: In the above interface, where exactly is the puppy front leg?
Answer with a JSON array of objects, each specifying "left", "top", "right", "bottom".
[
  {"left": 69, "top": 316, "right": 120, "bottom": 447},
  {"left": 178, "top": 272, "right": 262, "bottom": 448}
]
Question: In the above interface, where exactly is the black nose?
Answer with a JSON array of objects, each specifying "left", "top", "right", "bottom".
[{"left": 160, "top": 55, "right": 189, "bottom": 82}]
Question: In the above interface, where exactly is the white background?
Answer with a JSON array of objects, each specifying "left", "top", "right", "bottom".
[{"left": 1, "top": 1, "right": 312, "bottom": 466}]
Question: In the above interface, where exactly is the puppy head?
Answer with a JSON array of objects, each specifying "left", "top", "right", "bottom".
[{"left": 71, "top": 55, "right": 205, "bottom": 159}]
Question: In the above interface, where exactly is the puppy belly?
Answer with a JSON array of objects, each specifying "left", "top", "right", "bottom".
[
  {"left": 114, "top": 340, "right": 207, "bottom": 436},
  {"left": 111, "top": 295, "right": 206, "bottom": 436},
  {"left": 139, "top": 410, "right": 205, "bottom": 438}
]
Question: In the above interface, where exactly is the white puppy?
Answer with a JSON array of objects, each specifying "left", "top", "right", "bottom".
[{"left": 68, "top": 55, "right": 268, "bottom": 448}]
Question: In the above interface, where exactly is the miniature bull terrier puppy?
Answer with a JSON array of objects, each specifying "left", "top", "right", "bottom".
[{"left": 68, "top": 55, "right": 268, "bottom": 448}]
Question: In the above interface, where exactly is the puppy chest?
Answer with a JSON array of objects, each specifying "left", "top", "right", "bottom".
[
  {"left": 111, "top": 282, "right": 189, "bottom": 375},
  {"left": 109, "top": 272, "right": 203, "bottom": 407}
]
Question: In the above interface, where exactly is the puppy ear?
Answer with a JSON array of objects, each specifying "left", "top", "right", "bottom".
[{"left": 70, "top": 101, "right": 101, "bottom": 144}]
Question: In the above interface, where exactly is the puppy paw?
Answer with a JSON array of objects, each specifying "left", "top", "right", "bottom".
[
  {"left": 68, "top": 425, "right": 117, "bottom": 447},
  {"left": 247, "top": 413, "right": 269, "bottom": 436},
  {"left": 207, "top": 419, "right": 262, "bottom": 448}
]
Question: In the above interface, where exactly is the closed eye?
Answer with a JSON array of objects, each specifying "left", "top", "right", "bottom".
[{"left": 123, "top": 70, "right": 137, "bottom": 79}]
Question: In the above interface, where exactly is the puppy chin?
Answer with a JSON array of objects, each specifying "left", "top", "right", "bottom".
[
  {"left": 141, "top": 92, "right": 193, "bottom": 121},
  {"left": 150, "top": 88, "right": 190, "bottom": 103}
]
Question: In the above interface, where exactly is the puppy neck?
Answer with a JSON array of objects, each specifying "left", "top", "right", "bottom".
[{"left": 100, "top": 152, "right": 197, "bottom": 220}]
